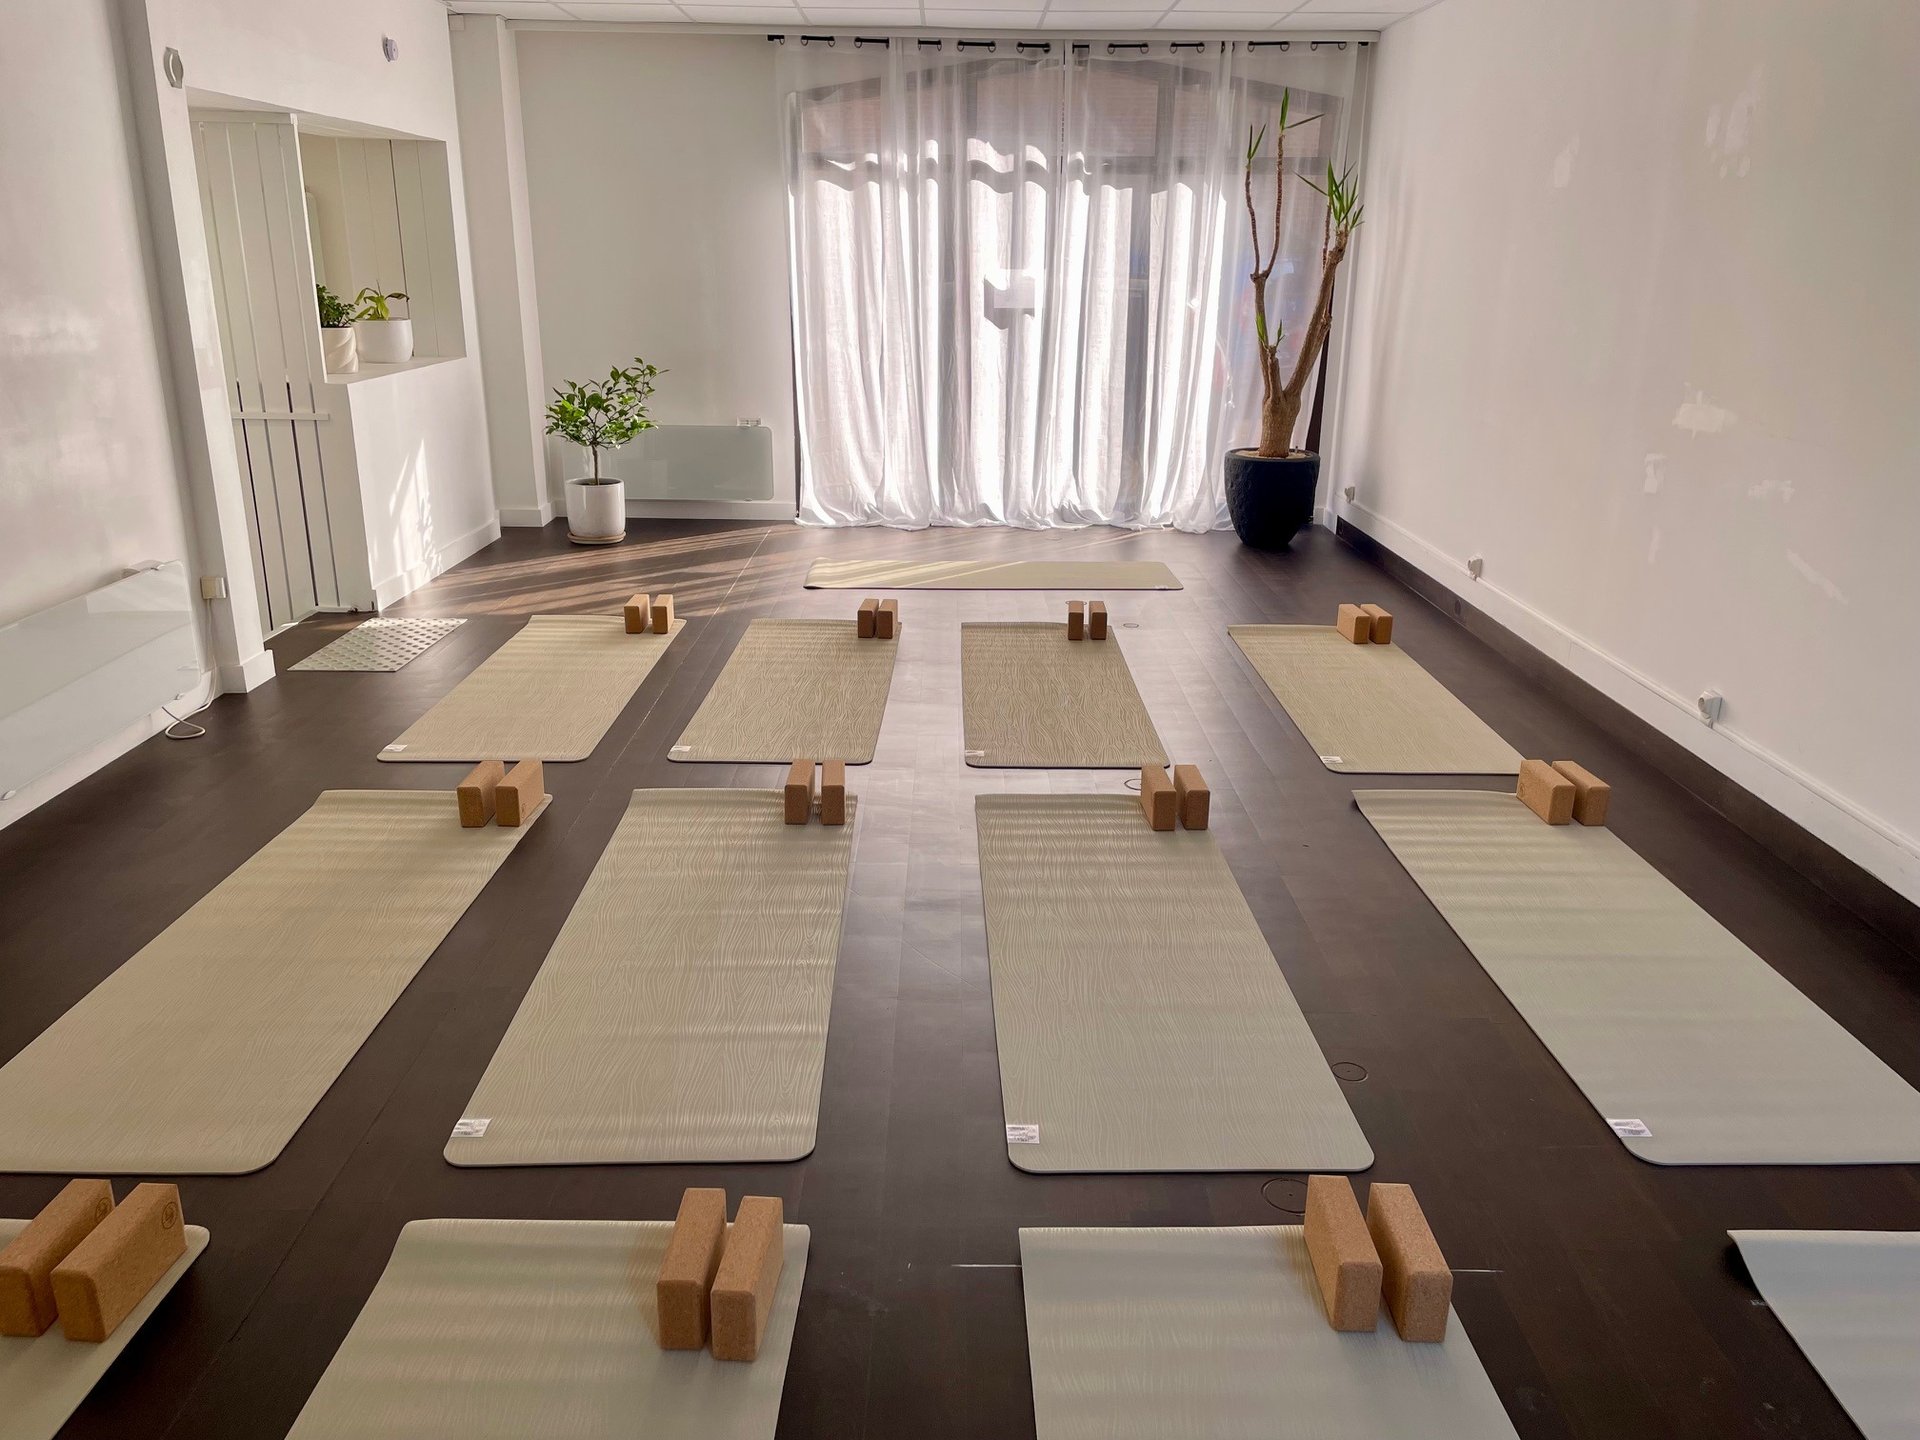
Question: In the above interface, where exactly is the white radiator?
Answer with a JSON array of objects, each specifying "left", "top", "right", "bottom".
[
  {"left": 0, "top": 563, "right": 201, "bottom": 794},
  {"left": 623, "top": 424, "right": 775, "bottom": 502}
]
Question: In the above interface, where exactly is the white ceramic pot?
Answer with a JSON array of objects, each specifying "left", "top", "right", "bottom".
[
  {"left": 355, "top": 317, "right": 413, "bottom": 365},
  {"left": 565, "top": 478, "right": 626, "bottom": 545},
  {"left": 320, "top": 326, "right": 358, "bottom": 374}
]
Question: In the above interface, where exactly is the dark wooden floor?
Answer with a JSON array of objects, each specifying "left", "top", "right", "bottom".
[{"left": 4, "top": 519, "right": 1917, "bottom": 1439}]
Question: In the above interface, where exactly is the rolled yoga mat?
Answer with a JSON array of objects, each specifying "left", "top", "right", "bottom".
[
  {"left": 804, "top": 558, "right": 1180, "bottom": 590},
  {"left": 669, "top": 618, "right": 896, "bottom": 764},
  {"left": 1358, "top": 789, "right": 1920, "bottom": 1164},
  {"left": 447, "top": 789, "right": 855, "bottom": 1166},
  {"left": 1020, "top": 1226, "right": 1518, "bottom": 1440},
  {"left": 378, "top": 614, "right": 684, "bottom": 762},
  {"left": 976, "top": 795, "right": 1371, "bottom": 1172},
  {"left": 1229, "top": 624, "right": 1521, "bottom": 774},
  {"left": 961, "top": 623, "right": 1168, "bottom": 769},
  {"left": 286, "top": 1219, "right": 809, "bottom": 1440},
  {"left": 0, "top": 1219, "right": 209, "bottom": 1440},
  {"left": 1731, "top": 1229, "right": 1920, "bottom": 1440},
  {"left": 0, "top": 792, "right": 537, "bottom": 1174}
]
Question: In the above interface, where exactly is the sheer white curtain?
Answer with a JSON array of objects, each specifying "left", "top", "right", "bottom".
[{"left": 779, "top": 39, "right": 1357, "bottom": 530}]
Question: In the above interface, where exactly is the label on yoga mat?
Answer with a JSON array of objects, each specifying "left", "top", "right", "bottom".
[
  {"left": 1006, "top": 1124, "right": 1041, "bottom": 1144},
  {"left": 670, "top": 745, "right": 691, "bottom": 756},
  {"left": 1607, "top": 1118, "right": 1651, "bottom": 1138},
  {"left": 1319, "top": 755, "right": 1343, "bottom": 766},
  {"left": 450, "top": 1117, "right": 491, "bottom": 1138},
  {"left": 384, "top": 743, "right": 408, "bottom": 752}
]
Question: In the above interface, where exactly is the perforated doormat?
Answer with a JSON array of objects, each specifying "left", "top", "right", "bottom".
[{"left": 291, "top": 617, "right": 464, "bottom": 672}]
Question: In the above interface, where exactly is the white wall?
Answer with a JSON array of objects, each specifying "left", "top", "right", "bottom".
[
  {"left": 513, "top": 31, "right": 795, "bottom": 507},
  {"left": 1334, "top": 0, "right": 1920, "bottom": 900}
]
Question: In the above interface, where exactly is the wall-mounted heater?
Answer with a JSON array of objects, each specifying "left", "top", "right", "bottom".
[
  {"left": 0, "top": 562, "right": 200, "bottom": 795},
  {"left": 626, "top": 424, "right": 775, "bottom": 503}
]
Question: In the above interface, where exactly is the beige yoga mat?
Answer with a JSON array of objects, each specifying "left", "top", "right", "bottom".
[
  {"left": 0, "top": 792, "right": 536, "bottom": 1174},
  {"left": 670, "top": 618, "right": 896, "bottom": 764},
  {"left": 1732, "top": 1229, "right": 1920, "bottom": 1440},
  {"left": 962, "top": 623, "right": 1168, "bottom": 769},
  {"left": 447, "top": 789, "right": 855, "bottom": 1166},
  {"left": 0, "top": 1220, "right": 208, "bottom": 1440},
  {"left": 1359, "top": 790, "right": 1920, "bottom": 1164},
  {"left": 286, "top": 1218, "right": 808, "bottom": 1440},
  {"left": 804, "top": 558, "right": 1180, "bottom": 590},
  {"left": 1020, "top": 1226, "right": 1518, "bottom": 1440},
  {"left": 977, "top": 795, "right": 1371, "bottom": 1172},
  {"left": 379, "top": 614, "right": 684, "bottom": 762},
  {"left": 1229, "top": 625, "right": 1521, "bottom": 774}
]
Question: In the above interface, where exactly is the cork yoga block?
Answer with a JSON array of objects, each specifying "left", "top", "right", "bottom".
[
  {"left": 1088, "top": 600, "right": 1108, "bottom": 640},
  {"left": 50, "top": 1183, "right": 185, "bottom": 1343},
  {"left": 1303, "top": 1175, "right": 1381, "bottom": 1333},
  {"left": 1551, "top": 760, "right": 1611, "bottom": 826},
  {"left": 1359, "top": 604, "right": 1394, "bottom": 644},
  {"left": 857, "top": 598, "right": 878, "bottom": 639},
  {"left": 650, "top": 593, "right": 676, "bottom": 634},
  {"left": 1066, "top": 601, "right": 1086, "bottom": 641},
  {"left": 624, "top": 593, "right": 652, "bottom": 634},
  {"left": 784, "top": 760, "right": 816, "bottom": 825},
  {"left": 1365, "top": 1183, "right": 1452, "bottom": 1343},
  {"left": 1172, "top": 764, "right": 1210, "bottom": 831},
  {"left": 1139, "top": 766, "right": 1176, "bottom": 832},
  {"left": 876, "top": 599, "right": 899, "bottom": 640},
  {"left": 496, "top": 759, "right": 544, "bottom": 827},
  {"left": 1335, "top": 604, "right": 1373, "bottom": 644},
  {"left": 656, "top": 1188, "right": 727, "bottom": 1351},
  {"left": 0, "top": 1178, "right": 115, "bottom": 1337},
  {"left": 1517, "top": 759, "right": 1576, "bottom": 825},
  {"left": 819, "top": 760, "right": 847, "bottom": 826},
  {"left": 456, "top": 760, "right": 506, "bottom": 828},
  {"left": 710, "top": 1196, "right": 784, "bottom": 1362}
]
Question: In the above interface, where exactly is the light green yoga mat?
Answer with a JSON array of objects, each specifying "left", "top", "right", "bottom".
[
  {"left": 962, "top": 623, "right": 1167, "bottom": 769},
  {"left": 804, "top": 558, "right": 1180, "bottom": 590},
  {"left": 1359, "top": 789, "right": 1920, "bottom": 1164},
  {"left": 670, "top": 618, "right": 897, "bottom": 764}
]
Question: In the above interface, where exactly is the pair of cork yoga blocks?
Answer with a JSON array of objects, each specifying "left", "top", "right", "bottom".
[
  {"left": 1335, "top": 603, "right": 1394, "bottom": 644},
  {"left": 1064, "top": 600, "right": 1108, "bottom": 640},
  {"left": 855, "top": 598, "right": 899, "bottom": 639},
  {"left": 1139, "top": 764, "right": 1209, "bottom": 832},
  {"left": 657, "top": 1188, "right": 785, "bottom": 1362},
  {"left": 624, "top": 592, "right": 675, "bottom": 634},
  {"left": 1304, "top": 1175, "right": 1452, "bottom": 1342},
  {"left": 0, "top": 1179, "right": 186, "bottom": 1343},
  {"left": 1517, "top": 759, "right": 1611, "bottom": 826},
  {"left": 785, "top": 760, "right": 847, "bottom": 826},
  {"left": 457, "top": 759, "right": 546, "bottom": 828}
]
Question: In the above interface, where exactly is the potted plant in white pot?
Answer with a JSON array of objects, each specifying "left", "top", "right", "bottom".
[
  {"left": 352, "top": 287, "right": 412, "bottom": 365},
  {"left": 545, "top": 357, "right": 664, "bottom": 545},
  {"left": 1227, "top": 91, "right": 1363, "bottom": 550},
  {"left": 316, "top": 285, "right": 358, "bottom": 373}
]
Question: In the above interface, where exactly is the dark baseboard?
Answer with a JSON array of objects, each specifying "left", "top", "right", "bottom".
[{"left": 1336, "top": 516, "right": 1920, "bottom": 958}]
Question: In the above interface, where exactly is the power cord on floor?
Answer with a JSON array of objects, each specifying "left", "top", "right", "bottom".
[{"left": 162, "top": 699, "right": 209, "bottom": 740}]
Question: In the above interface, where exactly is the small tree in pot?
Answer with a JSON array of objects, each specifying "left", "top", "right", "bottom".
[
  {"left": 1226, "top": 90, "right": 1363, "bottom": 550},
  {"left": 545, "top": 358, "right": 664, "bottom": 545}
]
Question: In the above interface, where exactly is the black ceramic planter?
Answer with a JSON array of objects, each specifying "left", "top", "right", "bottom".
[{"left": 1224, "top": 449, "right": 1319, "bottom": 550}]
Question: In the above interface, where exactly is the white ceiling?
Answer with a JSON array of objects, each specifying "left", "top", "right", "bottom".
[{"left": 444, "top": 0, "right": 1440, "bottom": 33}]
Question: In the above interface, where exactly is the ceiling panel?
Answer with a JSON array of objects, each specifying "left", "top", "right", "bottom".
[
  {"left": 1295, "top": 0, "right": 1433, "bottom": 9},
  {"left": 557, "top": 3, "right": 689, "bottom": 16},
  {"left": 807, "top": 7, "right": 924, "bottom": 19},
  {"left": 674, "top": 3, "right": 804, "bottom": 16}
]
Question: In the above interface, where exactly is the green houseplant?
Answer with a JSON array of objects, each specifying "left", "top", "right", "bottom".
[
  {"left": 1225, "top": 90, "right": 1363, "bottom": 550},
  {"left": 316, "top": 285, "right": 358, "bottom": 374},
  {"left": 545, "top": 358, "right": 665, "bottom": 545},
  {"left": 352, "top": 286, "right": 413, "bottom": 365}
]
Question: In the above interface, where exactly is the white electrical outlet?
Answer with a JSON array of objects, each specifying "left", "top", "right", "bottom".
[
  {"left": 1697, "top": 688, "right": 1724, "bottom": 725},
  {"left": 736, "top": 417, "right": 760, "bottom": 428},
  {"left": 199, "top": 575, "right": 228, "bottom": 601},
  {"left": 1343, "top": 485, "right": 1356, "bottom": 503},
  {"left": 1467, "top": 554, "right": 1485, "bottom": 580}
]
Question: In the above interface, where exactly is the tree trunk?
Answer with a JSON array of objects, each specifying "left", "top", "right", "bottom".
[{"left": 1259, "top": 391, "right": 1301, "bottom": 458}]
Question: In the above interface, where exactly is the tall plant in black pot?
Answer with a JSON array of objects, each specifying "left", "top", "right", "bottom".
[{"left": 1227, "top": 91, "right": 1363, "bottom": 549}]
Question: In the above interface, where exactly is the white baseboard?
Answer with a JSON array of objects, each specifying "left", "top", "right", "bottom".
[
  {"left": 0, "top": 671, "right": 217, "bottom": 832},
  {"left": 371, "top": 516, "right": 503, "bottom": 609},
  {"left": 498, "top": 502, "right": 554, "bottom": 528},
  {"left": 218, "top": 648, "right": 277, "bottom": 694},
  {"left": 1340, "top": 501, "right": 1919, "bottom": 904},
  {"left": 626, "top": 498, "right": 796, "bottom": 523}
]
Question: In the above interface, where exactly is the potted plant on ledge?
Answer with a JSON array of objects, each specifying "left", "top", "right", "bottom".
[
  {"left": 1226, "top": 92, "right": 1363, "bottom": 550},
  {"left": 545, "top": 357, "right": 665, "bottom": 546},
  {"left": 317, "top": 285, "right": 357, "bottom": 373},
  {"left": 353, "top": 287, "right": 412, "bottom": 365}
]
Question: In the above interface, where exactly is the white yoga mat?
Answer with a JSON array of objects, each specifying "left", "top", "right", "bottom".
[
  {"left": 1732, "top": 1229, "right": 1920, "bottom": 1440},
  {"left": 977, "top": 795, "right": 1371, "bottom": 1173},
  {"left": 1229, "top": 625, "right": 1521, "bottom": 774},
  {"left": 1359, "top": 789, "right": 1920, "bottom": 1164},
  {"left": 1020, "top": 1226, "right": 1519, "bottom": 1440},
  {"left": 0, "top": 1219, "right": 209, "bottom": 1440},
  {"left": 286, "top": 1219, "right": 808, "bottom": 1440}
]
